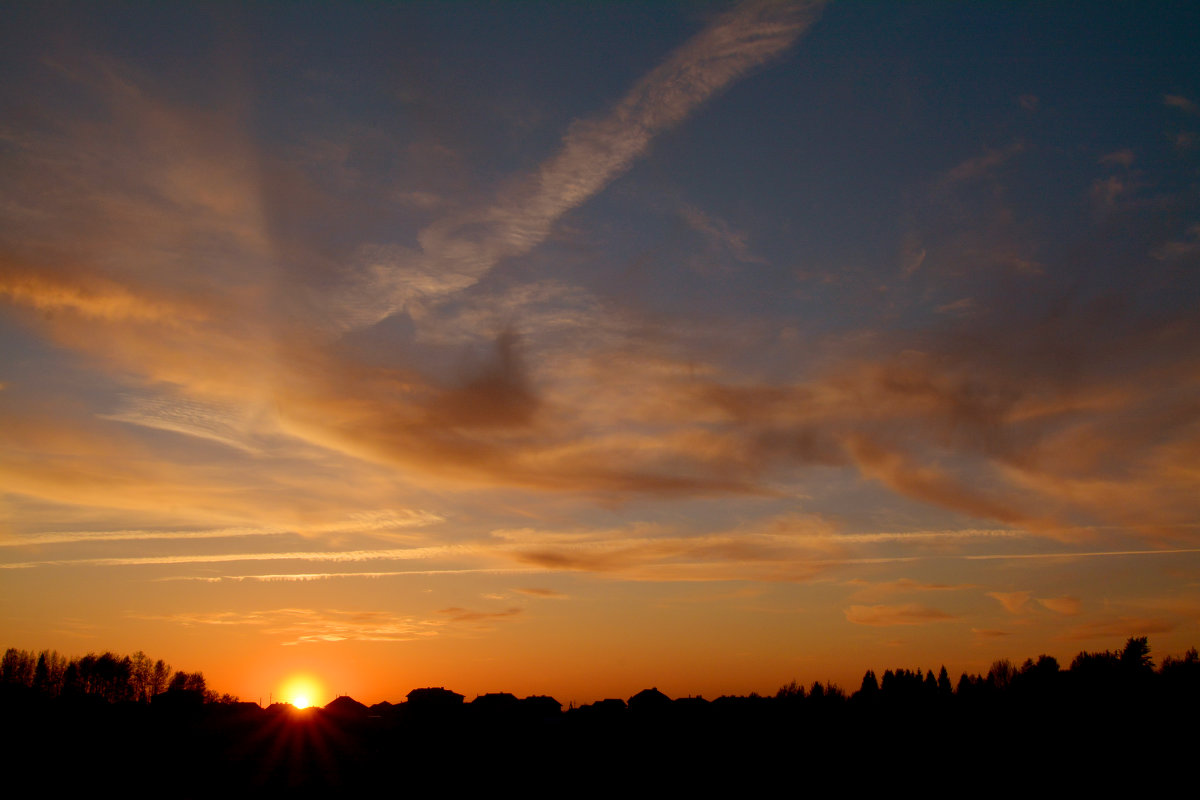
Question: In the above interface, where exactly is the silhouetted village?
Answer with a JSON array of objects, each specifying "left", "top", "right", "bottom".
[{"left": 3, "top": 637, "right": 1197, "bottom": 791}]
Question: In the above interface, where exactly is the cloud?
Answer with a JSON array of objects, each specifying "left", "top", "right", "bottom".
[
  {"left": 436, "top": 606, "right": 523, "bottom": 625},
  {"left": 679, "top": 204, "right": 761, "bottom": 265},
  {"left": 99, "top": 394, "right": 259, "bottom": 453},
  {"left": 338, "top": 0, "right": 825, "bottom": 328},
  {"left": 0, "top": 269, "right": 206, "bottom": 325},
  {"left": 515, "top": 587, "right": 568, "bottom": 599},
  {"left": 1090, "top": 175, "right": 1128, "bottom": 208},
  {"left": 847, "top": 577, "right": 973, "bottom": 602},
  {"left": 0, "top": 544, "right": 472, "bottom": 570},
  {"left": 423, "top": 329, "right": 539, "bottom": 430},
  {"left": 152, "top": 568, "right": 538, "bottom": 583},
  {"left": 988, "top": 591, "right": 1031, "bottom": 614},
  {"left": 1036, "top": 596, "right": 1082, "bottom": 615},
  {"left": 1164, "top": 94, "right": 1198, "bottom": 115},
  {"left": 502, "top": 516, "right": 852, "bottom": 582},
  {"left": 972, "top": 628, "right": 1013, "bottom": 637},
  {"left": 965, "top": 548, "right": 1200, "bottom": 562},
  {"left": 936, "top": 297, "right": 974, "bottom": 315},
  {"left": 2, "top": 0, "right": 1197, "bottom": 579},
  {"left": 844, "top": 604, "right": 956, "bottom": 626},
  {"left": 1152, "top": 223, "right": 1200, "bottom": 261},
  {"left": 844, "top": 437, "right": 1039, "bottom": 529},
  {"left": 0, "top": 510, "right": 443, "bottom": 547},
  {"left": 900, "top": 238, "right": 927, "bottom": 276},
  {"left": 1099, "top": 150, "right": 1135, "bottom": 168},
  {"left": 940, "top": 141, "right": 1024, "bottom": 186},
  {"left": 132, "top": 608, "right": 443, "bottom": 645}
]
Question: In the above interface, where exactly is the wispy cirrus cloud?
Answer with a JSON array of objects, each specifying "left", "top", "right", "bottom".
[
  {"left": 134, "top": 604, "right": 530, "bottom": 644},
  {"left": 1037, "top": 596, "right": 1082, "bottom": 615},
  {"left": 437, "top": 606, "right": 523, "bottom": 625},
  {"left": 844, "top": 604, "right": 957, "bottom": 627},
  {"left": 132, "top": 608, "right": 443, "bottom": 645},
  {"left": 971, "top": 628, "right": 1013, "bottom": 638},
  {"left": 339, "top": 0, "right": 825, "bottom": 328},
  {"left": 151, "top": 568, "right": 540, "bottom": 583},
  {"left": 847, "top": 577, "right": 973, "bottom": 602},
  {"left": 515, "top": 587, "right": 568, "bottom": 599},
  {"left": 939, "top": 141, "right": 1025, "bottom": 186},
  {"left": 0, "top": 544, "right": 473, "bottom": 570}
]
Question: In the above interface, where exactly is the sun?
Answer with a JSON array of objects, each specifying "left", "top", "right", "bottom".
[{"left": 278, "top": 674, "right": 324, "bottom": 709}]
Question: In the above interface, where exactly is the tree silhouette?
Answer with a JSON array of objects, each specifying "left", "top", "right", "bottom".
[
  {"left": 936, "top": 666, "right": 952, "bottom": 695},
  {"left": 1119, "top": 637, "right": 1153, "bottom": 674}
]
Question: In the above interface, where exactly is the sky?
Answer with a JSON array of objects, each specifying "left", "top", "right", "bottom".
[{"left": 2, "top": 0, "right": 1199, "bottom": 707}]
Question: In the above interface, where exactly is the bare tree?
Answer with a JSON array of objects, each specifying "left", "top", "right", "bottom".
[
  {"left": 150, "top": 659, "right": 171, "bottom": 698},
  {"left": 1, "top": 648, "right": 35, "bottom": 686}
]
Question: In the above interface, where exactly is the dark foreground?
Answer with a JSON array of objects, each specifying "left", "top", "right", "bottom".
[{"left": 3, "top": 676, "right": 1197, "bottom": 793}]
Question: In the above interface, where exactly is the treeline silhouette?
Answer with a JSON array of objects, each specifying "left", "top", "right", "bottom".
[
  {"left": 3, "top": 637, "right": 1197, "bottom": 792},
  {"left": 0, "top": 647, "right": 233, "bottom": 704}
]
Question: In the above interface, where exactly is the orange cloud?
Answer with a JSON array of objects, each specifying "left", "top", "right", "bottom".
[
  {"left": 848, "top": 577, "right": 973, "bottom": 602},
  {"left": 844, "top": 604, "right": 956, "bottom": 626},
  {"left": 1036, "top": 596, "right": 1082, "bottom": 615},
  {"left": 515, "top": 588, "right": 568, "bottom": 599},
  {"left": 132, "top": 608, "right": 443, "bottom": 646},
  {"left": 1, "top": 4, "right": 1197, "bottom": 572},
  {"left": 971, "top": 628, "right": 1013, "bottom": 637},
  {"left": 437, "top": 607, "right": 523, "bottom": 625},
  {"left": 0, "top": 269, "right": 206, "bottom": 325},
  {"left": 988, "top": 591, "right": 1032, "bottom": 614}
]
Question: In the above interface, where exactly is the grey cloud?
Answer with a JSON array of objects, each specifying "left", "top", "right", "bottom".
[{"left": 339, "top": 0, "right": 825, "bottom": 328}]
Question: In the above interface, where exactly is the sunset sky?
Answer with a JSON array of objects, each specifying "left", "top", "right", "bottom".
[{"left": 2, "top": 1, "right": 1199, "bottom": 707}]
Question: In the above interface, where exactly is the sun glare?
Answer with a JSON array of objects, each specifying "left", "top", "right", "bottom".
[{"left": 279, "top": 674, "right": 324, "bottom": 710}]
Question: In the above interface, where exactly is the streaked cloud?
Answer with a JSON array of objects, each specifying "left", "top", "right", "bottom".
[
  {"left": 940, "top": 141, "right": 1024, "bottom": 186},
  {"left": 1037, "top": 596, "right": 1082, "bottom": 615},
  {"left": 844, "top": 604, "right": 957, "bottom": 626},
  {"left": 847, "top": 578, "right": 973, "bottom": 602},
  {"left": 437, "top": 606, "right": 523, "bottom": 625},
  {"left": 133, "top": 608, "right": 443, "bottom": 645},
  {"left": 935, "top": 297, "right": 974, "bottom": 315},
  {"left": 0, "top": 510, "right": 442, "bottom": 547},
  {"left": 339, "top": 0, "right": 826, "bottom": 329},
  {"left": 679, "top": 204, "right": 761, "bottom": 265},
  {"left": 515, "top": 587, "right": 568, "bottom": 599},
  {"left": 151, "top": 568, "right": 541, "bottom": 583},
  {"left": 971, "top": 628, "right": 1013, "bottom": 638},
  {"left": 0, "top": 270, "right": 206, "bottom": 325},
  {"left": 0, "top": 544, "right": 473, "bottom": 570}
]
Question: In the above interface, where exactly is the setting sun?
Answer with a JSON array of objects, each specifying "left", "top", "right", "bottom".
[{"left": 279, "top": 675, "right": 324, "bottom": 710}]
